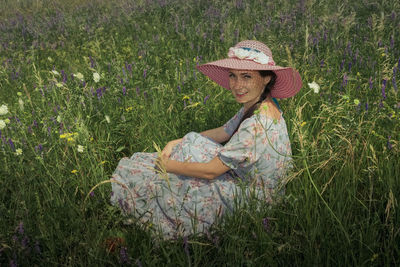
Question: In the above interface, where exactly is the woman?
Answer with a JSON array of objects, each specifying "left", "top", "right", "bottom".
[{"left": 110, "top": 40, "right": 302, "bottom": 238}]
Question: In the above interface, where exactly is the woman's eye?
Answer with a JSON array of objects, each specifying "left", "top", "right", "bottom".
[
  {"left": 228, "top": 73, "right": 235, "bottom": 78},
  {"left": 244, "top": 75, "right": 251, "bottom": 79}
]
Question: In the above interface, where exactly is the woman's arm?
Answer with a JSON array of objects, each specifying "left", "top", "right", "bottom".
[
  {"left": 200, "top": 126, "right": 230, "bottom": 144},
  {"left": 162, "top": 156, "right": 230, "bottom": 180}
]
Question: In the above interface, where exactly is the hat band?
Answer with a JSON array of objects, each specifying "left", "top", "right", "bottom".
[{"left": 227, "top": 47, "right": 275, "bottom": 65}]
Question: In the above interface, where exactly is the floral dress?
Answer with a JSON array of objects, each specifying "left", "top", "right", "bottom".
[{"left": 110, "top": 107, "right": 293, "bottom": 239}]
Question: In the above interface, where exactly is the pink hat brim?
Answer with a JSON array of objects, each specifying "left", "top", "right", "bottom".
[{"left": 197, "top": 58, "right": 302, "bottom": 99}]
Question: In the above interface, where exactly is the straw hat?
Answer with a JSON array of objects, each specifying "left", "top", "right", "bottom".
[{"left": 197, "top": 40, "right": 302, "bottom": 98}]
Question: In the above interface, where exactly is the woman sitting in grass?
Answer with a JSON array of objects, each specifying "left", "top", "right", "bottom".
[{"left": 110, "top": 40, "right": 302, "bottom": 238}]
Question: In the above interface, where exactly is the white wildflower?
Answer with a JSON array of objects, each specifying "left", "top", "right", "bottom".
[
  {"left": 0, "top": 104, "right": 8, "bottom": 115},
  {"left": 308, "top": 81, "right": 320, "bottom": 94},
  {"left": 77, "top": 145, "right": 85, "bottom": 153},
  {"left": 16, "top": 148, "right": 23, "bottom": 155},
  {"left": 18, "top": 98, "right": 24, "bottom": 111},
  {"left": 56, "top": 115, "right": 62, "bottom": 123},
  {"left": 74, "top": 72, "right": 84, "bottom": 81},
  {"left": 0, "top": 119, "right": 5, "bottom": 130},
  {"left": 51, "top": 70, "right": 60, "bottom": 76},
  {"left": 105, "top": 115, "right": 110, "bottom": 123},
  {"left": 93, "top": 72, "right": 100, "bottom": 83}
]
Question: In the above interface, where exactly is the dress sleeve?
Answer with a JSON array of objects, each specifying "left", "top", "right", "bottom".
[
  {"left": 219, "top": 116, "right": 266, "bottom": 170},
  {"left": 223, "top": 107, "right": 244, "bottom": 136}
]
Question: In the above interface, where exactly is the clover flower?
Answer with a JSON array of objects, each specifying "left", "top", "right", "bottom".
[
  {"left": 93, "top": 72, "right": 100, "bottom": 83},
  {"left": 74, "top": 72, "right": 84, "bottom": 81},
  {"left": 0, "top": 104, "right": 8, "bottom": 115},
  {"left": 16, "top": 148, "right": 22, "bottom": 155},
  {"left": 77, "top": 145, "right": 84, "bottom": 153},
  {"left": 308, "top": 81, "right": 320, "bottom": 93},
  {"left": 0, "top": 120, "right": 5, "bottom": 130}
]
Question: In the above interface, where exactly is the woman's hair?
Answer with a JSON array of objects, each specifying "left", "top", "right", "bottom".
[{"left": 230, "top": 70, "right": 277, "bottom": 137}]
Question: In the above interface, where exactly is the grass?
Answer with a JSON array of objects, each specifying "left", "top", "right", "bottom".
[{"left": 0, "top": 0, "right": 399, "bottom": 265}]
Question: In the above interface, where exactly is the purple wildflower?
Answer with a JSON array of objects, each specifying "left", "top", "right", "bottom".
[
  {"left": 393, "top": 77, "right": 398, "bottom": 92},
  {"left": 123, "top": 86, "right": 126, "bottom": 96},
  {"left": 178, "top": 85, "right": 181, "bottom": 93},
  {"left": 369, "top": 77, "right": 373, "bottom": 89},
  {"left": 203, "top": 95, "right": 210, "bottom": 104},
  {"left": 90, "top": 191, "right": 95, "bottom": 197},
  {"left": 365, "top": 102, "right": 368, "bottom": 112},
  {"left": 8, "top": 138, "right": 15, "bottom": 151},
  {"left": 382, "top": 79, "right": 387, "bottom": 99},
  {"left": 136, "top": 87, "right": 140, "bottom": 96},
  {"left": 143, "top": 91, "right": 148, "bottom": 98},
  {"left": 348, "top": 62, "right": 352, "bottom": 72},
  {"left": 96, "top": 88, "right": 103, "bottom": 99},
  {"left": 387, "top": 136, "right": 392, "bottom": 150},
  {"left": 262, "top": 217, "right": 270, "bottom": 231},
  {"left": 320, "top": 60, "right": 325, "bottom": 68},
  {"left": 17, "top": 221, "right": 24, "bottom": 235},
  {"left": 21, "top": 236, "right": 29, "bottom": 248},
  {"left": 143, "top": 69, "right": 147, "bottom": 79},
  {"left": 89, "top": 55, "right": 95, "bottom": 68},
  {"left": 122, "top": 67, "right": 126, "bottom": 77},
  {"left": 119, "top": 246, "right": 130, "bottom": 264}
]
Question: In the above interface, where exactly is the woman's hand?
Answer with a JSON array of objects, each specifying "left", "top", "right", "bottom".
[
  {"left": 161, "top": 138, "right": 182, "bottom": 159},
  {"left": 155, "top": 138, "right": 182, "bottom": 173}
]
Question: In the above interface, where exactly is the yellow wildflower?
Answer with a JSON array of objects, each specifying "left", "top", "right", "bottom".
[
  {"left": 125, "top": 107, "right": 133, "bottom": 112},
  {"left": 71, "top": 169, "right": 78, "bottom": 174},
  {"left": 301, "top": 121, "right": 307, "bottom": 127}
]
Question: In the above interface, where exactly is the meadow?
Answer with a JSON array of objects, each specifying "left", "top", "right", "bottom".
[{"left": 0, "top": 0, "right": 399, "bottom": 265}]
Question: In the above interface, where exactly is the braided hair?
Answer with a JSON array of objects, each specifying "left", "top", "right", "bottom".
[{"left": 230, "top": 70, "right": 277, "bottom": 137}]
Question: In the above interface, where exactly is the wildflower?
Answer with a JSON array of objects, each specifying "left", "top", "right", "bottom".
[
  {"left": 382, "top": 79, "right": 387, "bottom": 99},
  {"left": 74, "top": 72, "right": 84, "bottom": 81},
  {"left": 16, "top": 148, "right": 22, "bottom": 155},
  {"left": 354, "top": 99, "right": 360, "bottom": 105},
  {"left": 67, "top": 137, "right": 74, "bottom": 142},
  {"left": 262, "top": 217, "right": 270, "bottom": 231},
  {"left": 122, "top": 86, "right": 126, "bottom": 96},
  {"left": 301, "top": 121, "right": 307, "bottom": 127},
  {"left": 55, "top": 82, "right": 63, "bottom": 88},
  {"left": 17, "top": 92, "right": 22, "bottom": 96},
  {"left": 56, "top": 115, "right": 61, "bottom": 123},
  {"left": 203, "top": 95, "right": 210, "bottom": 104},
  {"left": 308, "top": 81, "right": 320, "bottom": 93},
  {"left": 71, "top": 169, "right": 78, "bottom": 174},
  {"left": 105, "top": 115, "right": 110, "bottom": 123},
  {"left": 0, "top": 120, "right": 5, "bottom": 130},
  {"left": 100, "top": 160, "right": 107, "bottom": 165},
  {"left": 125, "top": 107, "right": 133, "bottom": 112},
  {"left": 77, "top": 145, "right": 84, "bottom": 153},
  {"left": 182, "top": 95, "right": 190, "bottom": 100},
  {"left": 119, "top": 246, "right": 130, "bottom": 264},
  {"left": 0, "top": 104, "right": 8, "bottom": 115},
  {"left": 93, "top": 72, "right": 100, "bottom": 83},
  {"left": 51, "top": 70, "right": 60, "bottom": 76}
]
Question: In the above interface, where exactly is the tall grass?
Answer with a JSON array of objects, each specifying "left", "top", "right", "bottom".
[{"left": 0, "top": 0, "right": 399, "bottom": 265}]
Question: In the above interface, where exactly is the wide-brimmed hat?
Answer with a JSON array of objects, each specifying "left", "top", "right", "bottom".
[{"left": 197, "top": 40, "right": 302, "bottom": 98}]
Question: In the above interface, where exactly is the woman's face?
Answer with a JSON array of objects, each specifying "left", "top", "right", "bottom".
[{"left": 228, "top": 69, "right": 271, "bottom": 110}]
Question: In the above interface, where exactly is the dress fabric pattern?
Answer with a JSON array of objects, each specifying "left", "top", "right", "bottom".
[{"left": 110, "top": 107, "right": 292, "bottom": 238}]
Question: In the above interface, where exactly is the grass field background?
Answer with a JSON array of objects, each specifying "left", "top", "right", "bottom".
[{"left": 0, "top": 0, "right": 399, "bottom": 265}]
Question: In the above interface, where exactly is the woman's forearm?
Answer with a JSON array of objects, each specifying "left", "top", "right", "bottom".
[
  {"left": 164, "top": 156, "right": 230, "bottom": 180},
  {"left": 200, "top": 126, "right": 230, "bottom": 144},
  {"left": 166, "top": 160, "right": 215, "bottom": 179}
]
